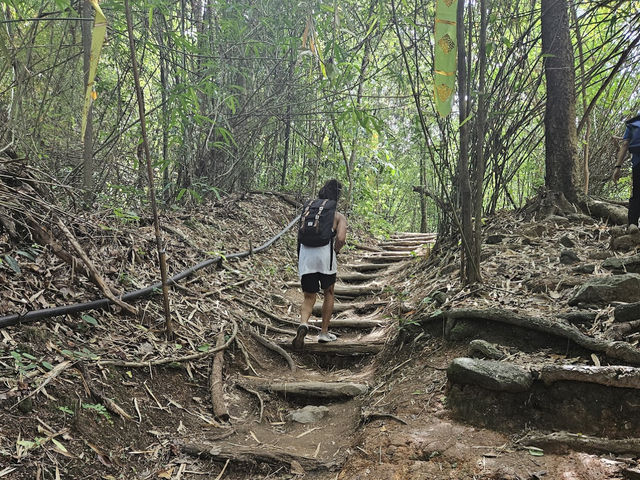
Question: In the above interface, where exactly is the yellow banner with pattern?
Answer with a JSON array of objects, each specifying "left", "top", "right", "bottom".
[
  {"left": 434, "top": 0, "right": 457, "bottom": 117},
  {"left": 81, "top": 0, "right": 107, "bottom": 140}
]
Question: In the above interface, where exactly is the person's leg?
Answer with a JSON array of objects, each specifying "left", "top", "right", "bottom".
[
  {"left": 630, "top": 165, "right": 640, "bottom": 227},
  {"left": 301, "top": 291, "right": 317, "bottom": 325},
  {"left": 317, "top": 273, "right": 337, "bottom": 343},
  {"left": 320, "top": 283, "right": 335, "bottom": 334},
  {"left": 293, "top": 274, "right": 319, "bottom": 349}
]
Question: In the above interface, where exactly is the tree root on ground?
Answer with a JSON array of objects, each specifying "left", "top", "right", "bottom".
[
  {"left": 238, "top": 376, "right": 368, "bottom": 398},
  {"left": 518, "top": 431, "right": 640, "bottom": 455},
  {"left": 247, "top": 328, "right": 296, "bottom": 371},
  {"left": 426, "top": 308, "right": 640, "bottom": 365},
  {"left": 181, "top": 442, "right": 338, "bottom": 472}
]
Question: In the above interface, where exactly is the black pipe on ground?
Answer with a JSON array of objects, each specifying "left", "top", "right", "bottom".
[{"left": 0, "top": 215, "right": 300, "bottom": 329}]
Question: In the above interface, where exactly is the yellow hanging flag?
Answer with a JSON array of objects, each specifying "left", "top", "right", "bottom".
[
  {"left": 81, "top": 0, "right": 107, "bottom": 140},
  {"left": 434, "top": 0, "right": 458, "bottom": 117}
]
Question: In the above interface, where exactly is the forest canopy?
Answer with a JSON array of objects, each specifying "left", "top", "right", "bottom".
[{"left": 1, "top": 0, "right": 639, "bottom": 234}]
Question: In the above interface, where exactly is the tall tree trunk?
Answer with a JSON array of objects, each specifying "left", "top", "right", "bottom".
[
  {"left": 541, "top": 0, "right": 580, "bottom": 201},
  {"left": 457, "top": 0, "right": 479, "bottom": 284},
  {"left": 281, "top": 106, "right": 291, "bottom": 188},
  {"left": 472, "top": 0, "right": 488, "bottom": 277},
  {"left": 81, "top": 0, "right": 94, "bottom": 205}
]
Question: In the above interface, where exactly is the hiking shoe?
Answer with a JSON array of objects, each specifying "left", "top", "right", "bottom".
[
  {"left": 318, "top": 332, "right": 337, "bottom": 343},
  {"left": 292, "top": 324, "right": 309, "bottom": 350}
]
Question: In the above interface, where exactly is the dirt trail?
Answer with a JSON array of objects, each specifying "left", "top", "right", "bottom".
[{"left": 2, "top": 191, "right": 640, "bottom": 479}]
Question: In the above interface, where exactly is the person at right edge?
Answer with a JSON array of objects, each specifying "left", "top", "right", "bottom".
[
  {"left": 613, "top": 112, "right": 640, "bottom": 232},
  {"left": 293, "top": 179, "right": 347, "bottom": 349}
]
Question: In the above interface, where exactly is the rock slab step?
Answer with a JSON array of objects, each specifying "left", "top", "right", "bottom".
[
  {"left": 568, "top": 273, "right": 640, "bottom": 306},
  {"left": 447, "top": 357, "right": 533, "bottom": 393}
]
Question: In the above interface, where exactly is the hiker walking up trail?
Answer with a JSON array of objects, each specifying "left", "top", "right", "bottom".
[
  {"left": 613, "top": 113, "right": 640, "bottom": 230},
  {"left": 293, "top": 179, "right": 347, "bottom": 349}
]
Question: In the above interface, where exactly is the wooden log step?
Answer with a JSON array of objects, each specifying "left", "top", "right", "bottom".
[
  {"left": 285, "top": 282, "right": 381, "bottom": 298},
  {"left": 182, "top": 442, "right": 337, "bottom": 471},
  {"left": 390, "top": 233, "right": 437, "bottom": 240},
  {"left": 339, "top": 272, "right": 380, "bottom": 283},
  {"left": 537, "top": 364, "right": 640, "bottom": 389},
  {"left": 309, "top": 318, "right": 388, "bottom": 329},
  {"left": 379, "top": 240, "right": 434, "bottom": 248},
  {"left": 363, "top": 255, "right": 411, "bottom": 263},
  {"left": 352, "top": 243, "right": 383, "bottom": 252},
  {"left": 342, "top": 263, "right": 390, "bottom": 272},
  {"left": 312, "top": 301, "right": 386, "bottom": 316},
  {"left": 380, "top": 245, "right": 428, "bottom": 252},
  {"left": 279, "top": 339, "right": 384, "bottom": 355},
  {"left": 366, "top": 251, "right": 414, "bottom": 257},
  {"left": 518, "top": 431, "right": 640, "bottom": 455},
  {"left": 240, "top": 376, "right": 369, "bottom": 398}
]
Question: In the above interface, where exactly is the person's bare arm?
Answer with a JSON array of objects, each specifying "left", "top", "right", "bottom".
[
  {"left": 334, "top": 212, "right": 347, "bottom": 253},
  {"left": 613, "top": 139, "right": 629, "bottom": 183}
]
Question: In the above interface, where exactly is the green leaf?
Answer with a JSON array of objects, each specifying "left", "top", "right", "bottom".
[
  {"left": 17, "top": 440, "right": 36, "bottom": 449},
  {"left": 528, "top": 447, "right": 544, "bottom": 456},
  {"left": 58, "top": 406, "right": 74, "bottom": 414},
  {"left": 22, "top": 353, "right": 37, "bottom": 361},
  {"left": 16, "top": 250, "right": 35, "bottom": 261},
  {"left": 42, "top": 361, "right": 54, "bottom": 371},
  {"left": 51, "top": 438, "right": 68, "bottom": 453},
  {"left": 82, "top": 314, "right": 98, "bottom": 326},
  {"left": 4, "top": 255, "right": 20, "bottom": 274},
  {"left": 197, "top": 344, "right": 210, "bottom": 352}
]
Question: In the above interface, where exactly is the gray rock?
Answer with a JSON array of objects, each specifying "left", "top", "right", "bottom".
[
  {"left": 566, "top": 213, "right": 596, "bottom": 224},
  {"left": 560, "top": 249, "right": 580, "bottom": 265},
  {"left": 447, "top": 357, "right": 533, "bottom": 393},
  {"left": 589, "top": 250, "right": 612, "bottom": 260},
  {"left": 602, "top": 253, "right": 640, "bottom": 274},
  {"left": 287, "top": 405, "right": 330, "bottom": 424},
  {"left": 468, "top": 339, "right": 504, "bottom": 360},
  {"left": 568, "top": 273, "right": 640, "bottom": 306},
  {"left": 485, "top": 234, "right": 505, "bottom": 245},
  {"left": 572, "top": 263, "right": 595, "bottom": 274},
  {"left": 559, "top": 235, "right": 576, "bottom": 248}
]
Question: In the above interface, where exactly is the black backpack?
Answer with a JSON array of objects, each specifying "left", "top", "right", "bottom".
[
  {"left": 298, "top": 198, "right": 337, "bottom": 247},
  {"left": 626, "top": 114, "right": 640, "bottom": 155}
]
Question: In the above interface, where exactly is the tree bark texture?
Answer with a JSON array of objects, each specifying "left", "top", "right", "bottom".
[
  {"left": 210, "top": 331, "right": 230, "bottom": 422},
  {"left": 541, "top": 0, "right": 580, "bottom": 201}
]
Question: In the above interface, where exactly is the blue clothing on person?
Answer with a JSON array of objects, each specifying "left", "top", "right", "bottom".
[{"left": 624, "top": 119, "right": 640, "bottom": 167}]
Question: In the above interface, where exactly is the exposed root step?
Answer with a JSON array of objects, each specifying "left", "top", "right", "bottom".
[
  {"left": 342, "top": 263, "right": 390, "bottom": 272},
  {"left": 352, "top": 243, "right": 384, "bottom": 252},
  {"left": 379, "top": 240, "right": 434, "bottom": 248},
  {"left": 361, "top": 255, "right": 411, "bottom": 263},
  {"left": 286, "top": 282, "right": 382, "bottom": 298},
  {"left": 427, "top": 308, "right": 640, "bottom": 365},
  {"left": 280, "top": 338, "right": 384, "bottom": 355},
  {"left": 239, "top": 376, "right": 368, "bottom": 398},
  {"left": 518, "top": 431, "right": 640, "bottom": 455},
  {"left": 182, "top": 442, "right": 338, "bottom": 472},
  {"left": 389, "top": 233, "right": 437, "bottom": 240},
  {"left": 366, "top": 251, "right": 414, "bottom": 257},
  {"left": 448, "top": 358, "right": 640, "bottom": 391},
  {"left": 312, "top": 301, "right": 386, "bottom": 316},
  {"left": 446, "top": 357, "right": 640, "bottom": 437},
  {"left": 308, "top": 318, "right": 388, "bottom": 329},
  {"left": 339, "top": 272, "right": 380, "bottom": 283},
  {"left": 379, "top": 244, "right": 428, "bottom": 252}
]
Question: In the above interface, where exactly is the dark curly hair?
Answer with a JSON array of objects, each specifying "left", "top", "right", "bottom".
[{"left": 318, "top": 179, "right": 342, "bottom": 201}]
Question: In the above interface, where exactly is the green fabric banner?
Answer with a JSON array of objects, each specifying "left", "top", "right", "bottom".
[
  {"left": 81, "top": 0, "right": 107, "bottom": 140},
  {"left": 434, "top": 0, "right": 458, "bottom": 117}
]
